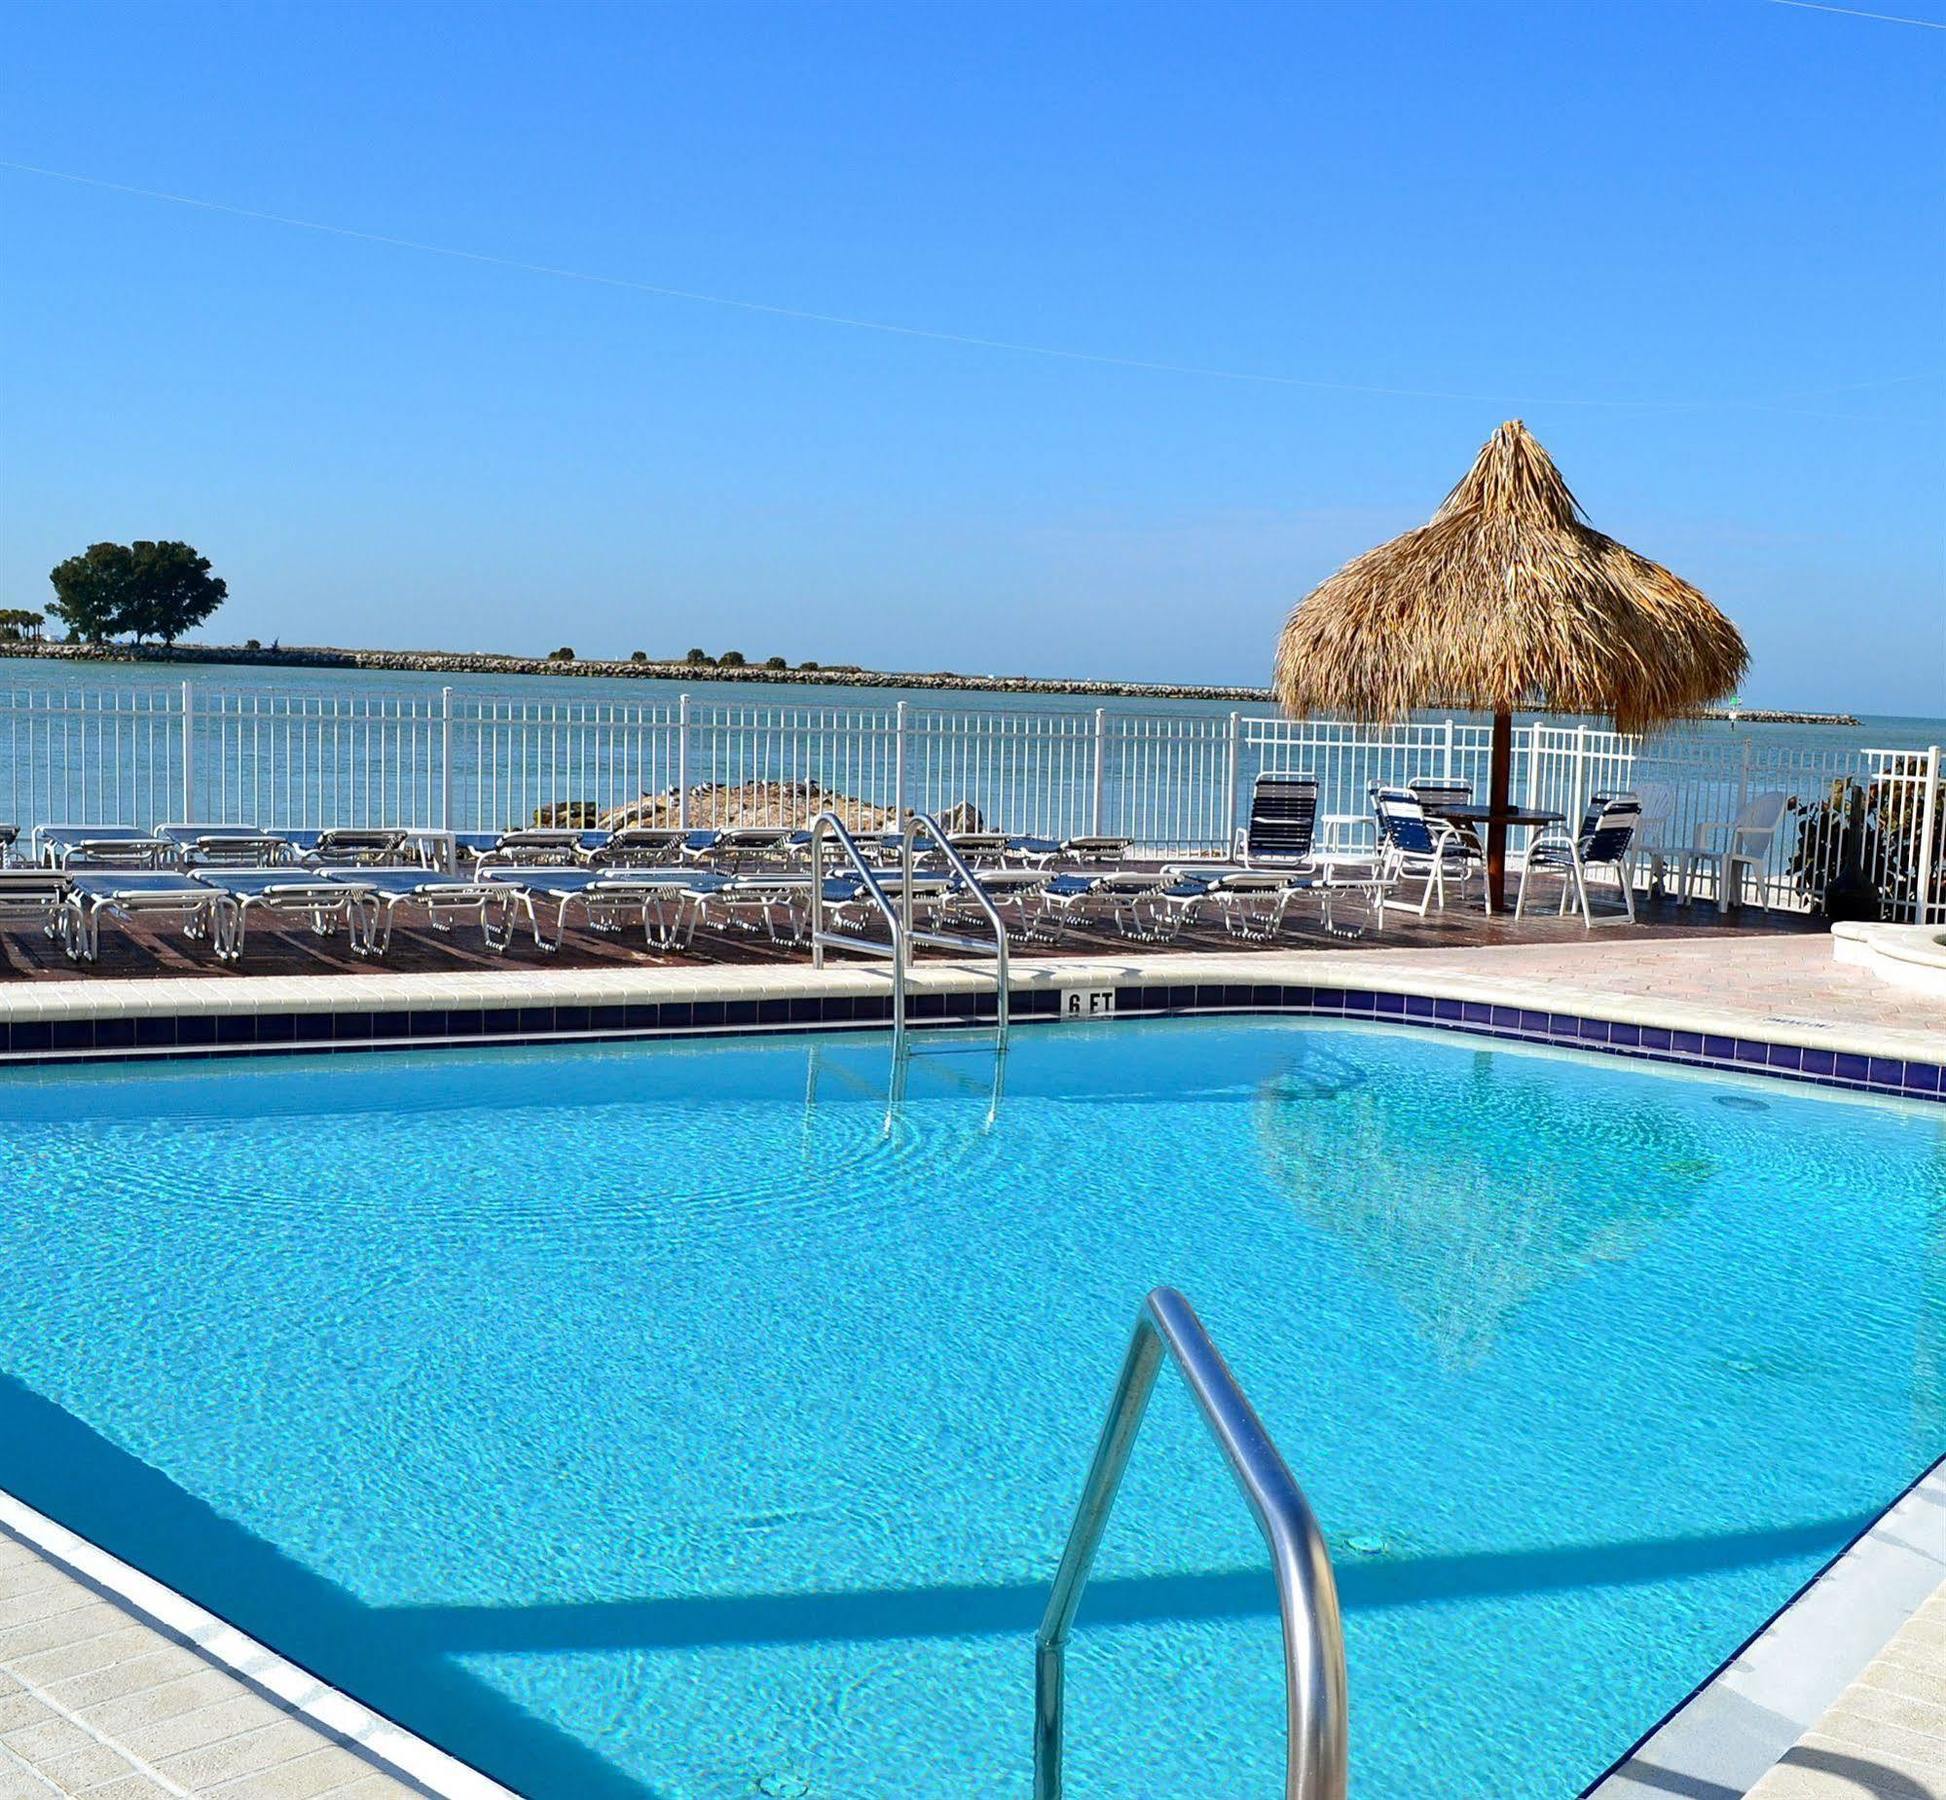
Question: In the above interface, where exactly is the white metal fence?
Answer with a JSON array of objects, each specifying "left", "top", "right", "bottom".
[{"left": 3, "top": 682, "right": 1940, "bottom": 921}]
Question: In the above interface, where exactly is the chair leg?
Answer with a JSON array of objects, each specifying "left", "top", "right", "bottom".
[{"left": 1574, "top": 856, "right": 1593, "bottom": 930}]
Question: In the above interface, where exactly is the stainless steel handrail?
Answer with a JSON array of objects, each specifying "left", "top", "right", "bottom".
[
  {"left": 1035, "top": 1288, "right": 1347, "bottom": 1800},
  {"left": 808, "top": 812, "right": 907, "bottom": 1058},
  {"left": 901, "top": 811, "right": 1010, "bottom": 1052}
]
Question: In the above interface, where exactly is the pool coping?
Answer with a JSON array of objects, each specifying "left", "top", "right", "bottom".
[
  {"left": 0, "top": 950, "right": 1939, "bottom": 1103},
  {"left": 0, "top": 1485, "right": 518, "bottom": 1798},
  {"left": 1584, "top": 1454, "right": 1946, "bottom": 1799}
]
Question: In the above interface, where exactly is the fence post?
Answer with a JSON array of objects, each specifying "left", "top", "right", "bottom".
[
  {"left": 1571, "top": 724, "right": 1588, "bottom": 824},
  {"left": 1091, "top": 708, "right": 1108, "bottom": 836},
  {"left": 1917, "top": 745, "right": 1942, "bottom": 924},
  {"left": 439, "top": 687, "right": 453, "bottom": 834},
  {"left": 1442, "top": 717, "right": 1455, "bottom": 781},
  {"left": 895, "top": 700, "right": 909, "bottom": 822},
  {"left": 1224, "top": 712, "right": 1241, "bottom": 853},
  {"left": 677, "top": 692, "right": 691, "bottom": 830},
  {"left": 179, "top": 681, "right": 195, "bottom": 820},
  {"left": 1739, "top": 735, "right": 1752, "bottom": 813}
]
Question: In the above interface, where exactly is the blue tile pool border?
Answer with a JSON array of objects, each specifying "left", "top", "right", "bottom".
[{"left": 0, "top": 980, "right": 1938, "bottom": 1104}]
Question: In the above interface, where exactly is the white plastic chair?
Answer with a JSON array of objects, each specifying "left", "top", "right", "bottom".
[{"left": 1677, "top": 791, "right": 1789, "bottom": 912}]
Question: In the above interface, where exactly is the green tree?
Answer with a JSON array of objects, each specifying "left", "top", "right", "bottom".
[
  {"left": 684, "top": 648, "right": 711, "bottom": 665},
  {"left": 764, "top": 654, "right": 787, "bottom": 670},
  {"left": 719, "top": 649, "right": 746, "bottom": 667},
  {"left": 0, "top": 607, "right": 42, "bottom": 641},
  {"left": 47, "top": 541, "right": 226, "bottom": 645}
]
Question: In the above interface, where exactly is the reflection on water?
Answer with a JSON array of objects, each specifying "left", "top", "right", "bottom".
[{"left": 1253, "top": 1039, "right": 1710, "bottom": 1368}]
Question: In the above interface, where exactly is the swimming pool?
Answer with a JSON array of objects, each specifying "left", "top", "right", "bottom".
[{"left": 0, "top": 1018, "right": 1938, "bottom": 1798}]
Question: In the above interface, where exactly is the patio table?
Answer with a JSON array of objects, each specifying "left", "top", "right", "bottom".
[{"left": 1420, "top": 802, "right": 1565, "bottom": 913}]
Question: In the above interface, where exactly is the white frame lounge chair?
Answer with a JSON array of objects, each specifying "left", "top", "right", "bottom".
[
  {"left": 156, "top": 823, "right": 294, "bottom": 868},
  {"left": 61, "top": 872, "right": 236, "bottom": 963},
  {"left": 33, "top": 825, "right": 177, "bottom": 870}
]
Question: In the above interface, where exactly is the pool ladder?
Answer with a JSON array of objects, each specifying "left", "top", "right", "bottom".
[
  {"left": 806, "top": 810, "right": 1010, "bottom": 1063},
  {"left": 1037, "top": 1288, "right": 1348, "bottom": 1800}
]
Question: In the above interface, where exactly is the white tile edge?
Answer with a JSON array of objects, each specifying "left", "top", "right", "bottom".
[
  {"left": 1584, "top": 1454, "right": 1946, "bottom": 1799},
  {"left": 0, "top": 1486, "right": 521, "bottom": 1799}
]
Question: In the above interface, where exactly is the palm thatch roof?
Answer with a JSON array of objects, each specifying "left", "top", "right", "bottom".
[{"left": 1273, "top": 421, "right": 1747, "bottom": 734}]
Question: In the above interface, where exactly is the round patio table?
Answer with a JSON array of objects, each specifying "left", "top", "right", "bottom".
[{"left": 1420, "top": 802, "right": 1565, "bottom": 913}]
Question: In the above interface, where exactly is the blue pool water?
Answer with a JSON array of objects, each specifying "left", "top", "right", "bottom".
[{"left": 0, "top": 1019, "right": 1939, "bottom": 1799}]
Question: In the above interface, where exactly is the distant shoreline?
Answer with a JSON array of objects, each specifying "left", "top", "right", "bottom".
[{"left": 0, "top": 640, "right": 1863, "bottom": 725}]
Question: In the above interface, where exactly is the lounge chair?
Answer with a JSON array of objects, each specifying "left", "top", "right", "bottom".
[
  {"left": 0, "top": 869, "right": 71, "bottom": 945},
  {"left": 1673, "top": 790, "right": 1788, "bottom": 911},
  {"left": 156, "top": 823, "right": 293, "bottom": 867},
  {"left": 190, "top": 869, "right": 382, "bottom": 959},
  {"left": 328, "top": 867, "right": 522, "bottom": 956},
  {"left": 33, "top": 824, "right": 176, "bottom": 870},
  {"left": 1371, "top": 786, "right": 1478, "bottom": 918},
  {"left": 60, "top": 872, "right": 235, "bottom": 963},
  {"left": 473, "top": 827, "right": 605, "bottom": 867},
  {"left": 698, "top": 827, "right": 794, "bottom": 871},
  {"left": 291, "top": 826, "right": 415, "bottom": 867},
  {"left": 480, "top": 866, "right": 710, "bottom": 951},
  {"left": 1515, "top": 792, "right": 1644, "bottom": 928},
  {"left": 595, "top": 826, "right": 688, "bottom": 867}
]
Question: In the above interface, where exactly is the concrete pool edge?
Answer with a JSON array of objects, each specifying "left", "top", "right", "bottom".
[
  {"left": 0, "top": 1485, "right": 519, "bottom": 1799},
  {"left": 0, "top": 950, "right": 1939, "bottom": 1103},
  {"left": 1584, "top": 1455, "right": 1946, "bottom": 1800}
]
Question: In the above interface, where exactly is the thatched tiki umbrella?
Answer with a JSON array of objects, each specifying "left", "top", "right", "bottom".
[{"left": 1274, "top": 421, "right": 1747, "bottom": 908}]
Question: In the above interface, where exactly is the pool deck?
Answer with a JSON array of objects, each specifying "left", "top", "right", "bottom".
[{"left": 0, "top": 1492, "right": 512, "bottom": 1799}]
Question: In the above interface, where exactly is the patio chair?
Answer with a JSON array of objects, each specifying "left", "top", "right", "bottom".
[
  {"left": 1674, "top": 791, "right": 1789, "bottom": 912},
  {"left": 1234, "top": 772, "right": 1322, "bottom": 870},
  {"left": 1370, "top": 786, "right": 1478, "bottom": 919},
  {"left": 156, "top": 823, "right": 294, "bottom": 868},
  {"left": 1514, "top": 792, "right": 1643, "bottom": 928},
  {"left": 1627, "top": 781, "right": 1681, "bottom": 897},
  {"left": 1407, "top": 777, "right": 1484, "bottom": 857},
  {"left": 0, "top": 825, "right": 19, "bottom": 867},
  {"left": 473, "top": 827, "right": 604, "bottom": 867},
  {"left": 191, "top": 869, "right": 383, "bottom": 959},
  {"left": 60, "top": 872, "right": 236, "bottom": 963},
  {"left": 33, "top": 824, "right": 177, "bottom": 870}
]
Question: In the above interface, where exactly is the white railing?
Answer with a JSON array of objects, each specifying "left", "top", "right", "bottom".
[{"left": 1, "top": 681, "right": 1939, "bottom": 921}]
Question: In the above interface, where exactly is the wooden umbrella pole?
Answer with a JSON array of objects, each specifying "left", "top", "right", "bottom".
[{"left": 1487, "top": 708, "right": 1513, "bottom": 911}]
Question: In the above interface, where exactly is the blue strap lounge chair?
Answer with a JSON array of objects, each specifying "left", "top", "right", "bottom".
[
  {"left": 481, "top": 866, "right": 715, "bottom": 951},
  {"left": 34, "top": 824, "right": 177, "bottom": 870},
  {"left": 0, "top": 869, "right": 72, "bottom": 945},
  {"left": 1515, "top": 793, "right": 1644, "bottom": 928},
  {"left": 190, "top": 869, "right": 382, "bottom": 959},
  {"left": 61, "top": 872, "right": 235, "bottom": 962},
  {"left": 326, "top": 867, "right": 522, "bottom": 956},
  {"left": 594, "top": 826, "right": 688, "bottom": 867},
  {"left": 291, "top": 827, "right": 416, "bottom": 867},
  {"left": 156, "top": 823, "right": 294, "bottom": 867}
]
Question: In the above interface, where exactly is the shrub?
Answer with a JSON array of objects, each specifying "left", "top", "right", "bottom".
[
  {"left": 720, "top": 650, "right": 746, "bottom": 668},
  {"left": 799, "top": 660, "right": 819, "bottom": 671},
  {"left": 244, "top": 638, "right": 262, "bottom": 651},
  {"left": 684, "top": 648, "right": 711, "bottom": 665},
  {"left": 630, "top": 650, "right": 648, "bottom": 663},
  {"left": 764, "top": 655, "right": 787, "bottom": 670},
  {"left": 547, "top": 646, "right": 575, "bottom": 661}
]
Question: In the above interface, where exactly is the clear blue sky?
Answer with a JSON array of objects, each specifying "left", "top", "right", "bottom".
[{"left": 2, "top": 0, "right": 1941, "bottom": 712}]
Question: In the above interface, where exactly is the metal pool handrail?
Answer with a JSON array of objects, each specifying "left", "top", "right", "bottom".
[
  {"left": 900, "top": 810, "right": 1010, "bottom": 1052},
  {"left": 1034, "top": 1287, "right": 1348, "bottom": 1800},
  {"left": 808, "top": 812, "right": 907, "bottom": 1056}
]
